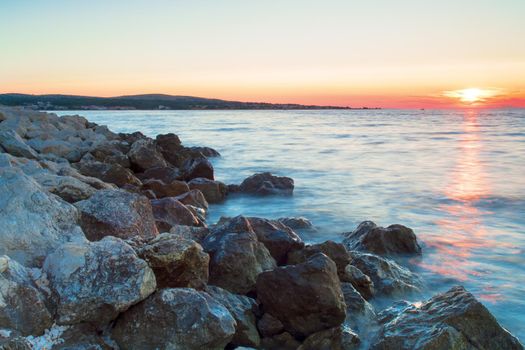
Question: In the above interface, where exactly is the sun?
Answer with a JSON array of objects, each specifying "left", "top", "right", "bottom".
[{"left": 443, "top": 88, "right": 502, "bottom": 105}]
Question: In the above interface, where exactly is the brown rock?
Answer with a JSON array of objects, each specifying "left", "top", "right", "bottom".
[
  {"left": 239, "top": 172, "right": 294, "bottom": 196},
  {"left": 128, "top": 138, "right": 167, "bottom": 171},
  {"left": 75, "top": 160, "right": 142, "bottom": 187},
  {"left": 188, "top": 177, "right": 227, "bottom": 203},
  {"left": 173, "top": 189, "right": 209, "bottom": 210},
  {"left": 150, "top": 197, "right": 201, "bottom": 232},
  {"left": 141, "top": 178, "right": 189, "bottom": 198},
  {"left": 287, "top": 240, "right": 350, "bottom": 277}
]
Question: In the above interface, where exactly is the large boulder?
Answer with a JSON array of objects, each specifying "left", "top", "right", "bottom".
[
  {"left": 75, "top": 160, "right": 142, "bottom": 187},
  {"left": 0, "top": 168, "right": 85, "bottom": 267},
  {"left": 350, "top": 252, "right": 422, "bottom": 297},
  {"left": 343, "top": 221, "right": 422, "bottom": 256},
  {"left": 256, "top": 253, "right": 347, "bottom": 338},
  {"left": 128, "top": 138, "right": 167, "bottom": 171},
  {"left": 238, "top": 172, "right": 294, "bottom": 196},
  {"left": 0, "top": 256, "right": 53, "bottom": 336},
  {"left": 112, "top": 288, "right": 236, "bottom": 350},
  {"left": 373, "top": 286, "right": 523, "bottom": 350},
  {"left": 188, "top": 177, "right": 227, "bottom": 203},
  {"left": 182, "top": 157, "right": 214, "bottom": 181},
  {"left": 202, "top": 230, "right": 276, "bottom": 294},
  {"left": 43, "top": 236, "right": 156, "bottom": 326},
  {"left": 155, "top": 133, "right": 184, "bottom": 166},
  {"left": 150, "top": 197, "right": 201, "bottom": 231},
  {"left": 75, "top": 189, "right": 158, "bottom": 241},
  {"left": 140, "top": 178, "right": 189, "bottom": 198},
  {"left": 0, "top": 129, "right": 38, "bottom": 159},
  {"left": 205, "top": 285, "right": 260, "bottom": 347},
  {"left": 138, "top": 233, "right": 209, "bottom": 289},
  {"left": 287, "top": 240, "right": 350, "bottom": 276}
]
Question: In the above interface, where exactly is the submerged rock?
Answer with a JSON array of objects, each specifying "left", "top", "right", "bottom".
[
  {"left": 188, "top": 177, "right": 227, "bottom": 203},
  {"left": 43, "top": 236, "right": 156, "bottom": 326},
  {"left": 343, "top": 221, "right": 422, "bottom": 256},
  {"left": 238, "top": 172, "right": 294, "bottom": 196},
  {"left": 373, "top": 286, "right": 524, "bottom": 350},
  {"left": 112, "top": 288, "right": 236, "bottom": 350},
  {"left": 256, "top": 253, "right": 346, "bottom": 338}
]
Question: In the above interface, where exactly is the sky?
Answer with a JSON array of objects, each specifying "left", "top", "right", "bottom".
[{"left": 1, "top": 0, "right": 524, "bottom": 108}]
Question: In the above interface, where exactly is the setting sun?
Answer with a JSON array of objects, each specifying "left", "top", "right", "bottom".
[{"left": 443, "top": 88, "right": 503, "bottom": 105}]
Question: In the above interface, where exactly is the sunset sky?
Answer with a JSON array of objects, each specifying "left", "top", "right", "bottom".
[{"left": 1, "top": 0, "right": 524, "bottom": 108}]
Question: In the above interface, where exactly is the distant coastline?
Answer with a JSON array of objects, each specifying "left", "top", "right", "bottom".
[{"left": 0, "top": 93, "right": 380, "bottom": 111}]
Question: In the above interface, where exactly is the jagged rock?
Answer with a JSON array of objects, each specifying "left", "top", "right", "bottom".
[
  {"left": 141, "top": 178, "right": 189, "bottom": 198},
  {"left": 350, "top": 252, "right": 422, "bottom": 297},
  {"left": 182, "top": 157, "right": 214, "bottom": 181},
  {"left": 343, "top": 221, "right": 422, "bottom": 256},
  {"left": 139, "top": 166, "right": 181, "bottom": 184},
  {"left": 0, "top": 129, "right": 38, "bottom": 159},
  {"left": 33, "top": 173, "right": 97, "bottom": 203},
  {"left": 75, "top": 160, "right": 142, "bottom": 187},
  {"left": 256, "top": 253, "right": 346, "bottom": 338},
  {"left": 202, "top": 230, "right": 276, "bottom": 294},
  {"left": 27, "top": 139, "right": 84, "bottom": 162},
  {"left": 373, "top": 286, "right": 523, "bottom": 350},
  {"left": 112, "top": 288, "right": 236, "bottom": 350},
  {"left": 155, "top": 133, "right": 184, "bottom": 166},
  {"left": 340, "top": 264, "right": 375, "bottom": 300},
  {"left": 257, "top": 313, "right": 284, "bottom": 337},
  {"left": 138, "top": 233, "right": 209, "bottom": 289},
  {"left": 260, "top": 332, "right": 301, "bottom": 350},
  {"left": 205, "top": 286, "right": 260, "bottom": 347},
  {"left": 340, "top": 283, "right": 376, "bottom": 332},
  {"left": 278, "top": 217, "right": 314, "bottom": 230},
  {"left": 128, "top": 138, "right": 167, "bottom": 171},
  {"left": 173, "top": 189, "right": 209, "bottom": 211},
  {"left": 89, "top": 141, "right": 130, "bottom": 168},
  {"left": 169, "top": 224, "right": 210, "bottom": 243},
  {"left": 151, "top": 197, "right": 201, "bottom": 231},
  {"left": 0, "top": 168, "right": 85, "bottom": 267},
  {"left": 287, "top": 240, "right": 350, "bottom": 277},
  {"left": 238, "top": 172, "right": 294, "bottom": 196},
  {"left": 43, "top": 237, "right": 156, "bottom": 325},
  {"left": 75, "top": 189, "right": 158, "bottom": 241},
  {"left": 118, "top": 131, "right": 146, "bottom": 145},
  {"left": 298, "top": 326, "right": 361, "bottom": 350},
  {"left": 188, "top": 177, "right": 227, "bottom": 203},
  {"left": 0, "top": 256, "right": 53, "bottom": 336}
]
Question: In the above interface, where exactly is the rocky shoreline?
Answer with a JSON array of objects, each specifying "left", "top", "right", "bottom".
[{"left": 0, "top": 105, "right": 522, "bottom": 350}]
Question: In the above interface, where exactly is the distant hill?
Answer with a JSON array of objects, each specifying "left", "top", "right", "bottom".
[{"left": 0, "top": 93, "right": 373, "bottom": 110}]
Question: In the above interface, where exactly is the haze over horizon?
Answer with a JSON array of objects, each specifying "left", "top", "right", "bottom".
[{"left": 1, "top": 0, "right": 524, "bottom": 108}]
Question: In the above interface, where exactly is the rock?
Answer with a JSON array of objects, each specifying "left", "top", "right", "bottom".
[
  {"left": 33, "top": 172, "right": 97, "bottom": 203},
  {"left": 298, "top": 326, "right": 361, "bottom": 350},
  {"left": 343, "top": 221, "right": 422, "bottom": 256},
  {"left": 340, "top": 264, "right": 375, "bottom": 300},
  {"left": 202, "top": 230, "right": 276, "bottom": 294},
  {"left": 0, "top": 129, "right": 38, "bottom": 159},
  {"left": 278, "top": 217, "right": 314, "bottom": 230},
  {"left": 112, "top": 288, "right": 236, "bottom": 350},
  {"left": 188, "top": 177, "right": 227, "bottom": 203},
  {"left": 43, "top": 236, "right": 156, "bottom": 326},
  {"left": 256, "top": 253, "right": 346, "bottom": 338},
  {"left": 205, "top": 285, "right": 260, "bottom": 347},
  {"left": 155, "top": 133, "right": 184, "bottom": 166},
  {"left": 27, "top": 139, "right": 84, "bottom": 162},
  {"left": 287, "top": 240, "right": 350, "bottom": 277},
  {"left": 186, "top": 204, "right": 207, "bottom": 226},
  {"left": 340, "top": 282, "right": 376, "bottom": 332},
  {"left": 257, "top": 313, "right": 284, "bottom": 337},
  {"left": 0, "top": 168, "right": 85, "bottom": 267},
  {"left": 260, "top": 332, "right": 301, "bottom": 350},
  {"left": 188, "top": 146, "right": 221, "bottom": 157},
  {"left": 350, "top": 252, "right": 422, "bottom": 297},
  {"left": 50, "top": 161, "right": 115, "bottom": 190},
  {"left": 89, "top": 141, "right": 130, "bottom": 168},
  {"left": 30, "top": 323, "right": 115, "bottom": 350},
  {"left": 75, "top": 160, "right": 142, "bottom": 187},
  {"left": 141, "top": 178, "right": 189, "bottom": 198},
  {"left": 128, "top": 138, "right": 167, "bottom": 171},
  {"left": 182, "top": 158, "right": 215, "bottom": 181},
  {"left": 150, "top": 197, "right": 201, "bottom": 231},
  {"left": 139, "top": 165, "right": 181, "bottom": 184},
  {"left": 373, "top": 286, "right": 524, "bottom": 350},
  {"left": 0, "top": 256, "right": 53, "bottom": 336},
  {"left": 169, "top": 224, "right": 210, "bottom": 243},
  {"left": 75, "top": 189, "right": 158, "bottom": 241},
  {"left": 173, "top": 189, "right": 209, "bottom": 210},
  {"left": 238, "top": 172, "right": 294, "bottom": 196},
  {"left": 138, "top": 233, "right": 209, "bottom": 289}
]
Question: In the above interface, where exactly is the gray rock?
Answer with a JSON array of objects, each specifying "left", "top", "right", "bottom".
[
  {"left": 75, "top": 189, "right": 158, "bottom": 241},
  {"left": 112, "top": 288, "right": 236, "bottom": 350},
  {"left": 128, "top": 138, "right": 167, "bottom": 171},
  {"left": 27, "top": 139, "right": 84, "bottom": 162},
  {"left": 43, "top": 237, "right": 156, "bottom": 325},
  {"left": 0, "top": 168, "right": 85, "bottom": 267},
  {"left": 0, "top": 129, "right": 38, "bottom": 159},
  {"left": 238, "top": 172, "right": 294, "bottom": 196},
  {"left": 188, "top": 177, "right": 227, "bottom": 203},
  {"left": 340, "top": 282, "right": 377, "bottom": 332},
  {"left": 33, "top": 173, "right": 97, "bottom": 203}
]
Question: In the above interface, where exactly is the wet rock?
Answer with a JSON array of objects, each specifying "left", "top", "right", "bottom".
[
  {"left": 260, "top": 332, "right": 301, "bottom": 350},
  {"left": 188, "top": 177, "right": 227, "bottom": 203},
  {"left": 350, "top": 252, "right": 422, "bottom": 297},
  {"left": 173, "top": 189, "right": 209, "bottom": 211},
  {"left": 287, "top": 240, "right": 350, "bottom": 277},
  {"left": 256, "top": 253, "right": 346, "bottom": 338},
  {"left": 0, "top": 129, "right": 38, "bottom": 159},
  {"left": 373, "top": 286, "right": 523, "bottom": 350},
  {"left": 43, "top": 236, "right": 156, "bottom": 325},
  {"left": 138, "top": 233, "right": 209, "bottom": 289},
  {"left": 112, "top": 288, "right": 236, "bottom": 350},
  {"left": 141, "top": 178, "right": 189, "bottom": 198},
  {"left": 258, "top": 313, "right": 284, "bottom": 338},
  {"left": 298, "top": 326, "right": 361, "bottom": 350},
  {"left": 139, "top": 165, "right": 181, "bottom": 184},
  {"left": 202, "top": 230, "right": 276, "bottom": 294},
  {"left": 169, "top": 224, "right": 210, "bottom": 243},
  {"left": 0, "top": 168, "right": 85, "bottom": 267},
  {"left": 0, "top": 256, "right": 53, "bottom": 336},
  {"left": 75, "top": 189, "right": 158, "bottom": 241},
  {"left": 340, "top": 282, "right": 377, "bottom": 332},
  {"left": 150, "top": 197, "right": 201, "bottom": 231},
  {"left": 238, "top": 172, "right": 294, "bottom": 196},
  {"left": 343, "top": 221, "right": 421, "bottom": 256},
  {"left": 182, "top": 158, "right": 214, "bottom": 181},
  {"left": 186, "top": 204, "right": 207, "bottom": 226},
  {"left": 205, "top": 285, "right": 260, "bottom": 347},
  {"left": 128, "top": 138, "right": 167, "bottom": 171},
  {"left": 340, "top": 264, "right": 375, "bottom": 300},
  {"left": 75, "top": 160, "right": 142, "bottom": 187},
  {"left": 278, "top": 216, "right": 314, "bottom": 230}
]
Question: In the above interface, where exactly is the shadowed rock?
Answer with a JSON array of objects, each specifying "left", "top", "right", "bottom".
[
  {"left": 128, "top": 138, "right": 167, "bottom": 171},
  {"left": 141, "top": 178, "right": 189, "bottom": 198},
  {"left": 188, "top": 177, "right": 227, "bottom": 203},
  {"left": 287, "top": 240, "right": 350, "bottom": 277},
  {"left": 340, "top": 264, "right": 375, "bottom": 300},
  {"left": 173, "top": 189, "right": 209, "bottom": 211},
  {"left": 182, "top": 157, "right": 214, "bottom": 181},
  {"left": 238, "top": 172, "right": 294, "bottom": 196},
  {"left": 151, "top": 197, "right": 201, "bottom": 231},
  {"left": 75, "top": 160, "right": 142, "bottom": 187},
  {"left": 298, "top": 326, "right": 361, "bottom": 350}
]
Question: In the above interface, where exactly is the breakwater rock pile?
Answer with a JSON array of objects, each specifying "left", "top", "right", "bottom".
[{"left": 0, "top": 106, "right": 522, "bottom": 349}]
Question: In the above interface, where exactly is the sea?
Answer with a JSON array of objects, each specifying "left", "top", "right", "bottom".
[{"left": 56, "top": 109, "right": 525, "bottom": 340}]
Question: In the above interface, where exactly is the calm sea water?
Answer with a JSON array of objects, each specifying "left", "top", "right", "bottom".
[{"left": 57, "top": 109, "right": 525, "bottom": 340}]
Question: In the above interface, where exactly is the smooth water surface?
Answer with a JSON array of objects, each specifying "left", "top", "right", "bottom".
[{"left": 57, "top": 109, "right": 525, "bottom": 340}]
